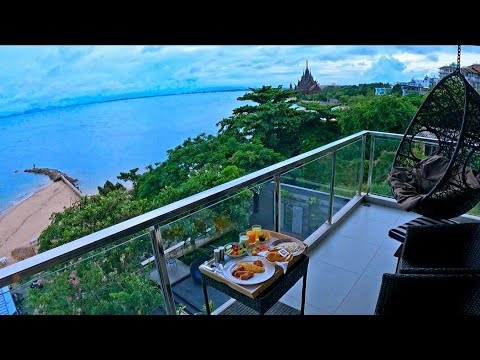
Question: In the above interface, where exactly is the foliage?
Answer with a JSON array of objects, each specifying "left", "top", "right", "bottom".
[
  {"left": 117, "top": 167, "right": 140, "bottom": 187},
  {"left": 392, "top": 83, "right": 403, "bottom": 96},
  {"left": 297, "top": 101, "right": 337, "bottom": 118},
  {"left": 134, "top": 134, "right": 283, "bottom": 200},
  {"left": 38, "top": 189, "right": 149, "bottom": 252},
  {"left": 237, "top": 85, "right": 299, "bottom": 104},
  {"left": 306, "top": 82, "right": 392, "bottom": 100},
  {"left": 97, "top": 180, "right": 126, "bottom": 196},
  {"left": 217, "top": 85, "right": 342, "bottom": 158},
  {"left": 336, "top": 94, "right": 420, "bottom": 135},
  {"left": 26, "top": 258, "right": 163, "bottom": 315}
]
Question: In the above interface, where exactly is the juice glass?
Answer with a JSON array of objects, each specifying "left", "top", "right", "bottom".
[
  {"left": 252, "top": 224, "right": 262, "bottom": 236},
  {"left": 246, "top": 229, "right": 257, "bottom": 245}
]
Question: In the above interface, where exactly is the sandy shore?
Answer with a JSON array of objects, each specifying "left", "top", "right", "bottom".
[{"left": 0, "top": 181, "right": 81, "bottom": 265}]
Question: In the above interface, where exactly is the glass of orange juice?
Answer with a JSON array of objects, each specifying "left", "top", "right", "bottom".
[
  {"left": 252, "top": 224, "right": 262, "bottom": 235},
  {"left": 252, "top": 225, "right": 262, "bottom": 241},
  {"left": 246, "top": 229, "right": 257, "bottom": 245}
]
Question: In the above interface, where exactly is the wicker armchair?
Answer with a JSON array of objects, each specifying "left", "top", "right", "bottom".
[
  {"left": 397, "top": 223, "right": 480, "bottom": 274},
  {"left": 375, "top": 273, "right": 480, "bottom": 315}
]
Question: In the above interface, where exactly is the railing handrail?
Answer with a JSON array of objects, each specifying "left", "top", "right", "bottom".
[{"left": 0, "top": 129, "right": 405, "bottom": 286}]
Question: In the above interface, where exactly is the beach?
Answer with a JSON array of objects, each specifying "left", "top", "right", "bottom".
[{"left": 0, "top": 181, "right": 81, "bottom": 265}]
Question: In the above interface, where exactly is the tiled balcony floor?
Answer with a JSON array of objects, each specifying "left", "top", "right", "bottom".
[{"left": 279, "top": 202, "right": 420, "bottom": 315}]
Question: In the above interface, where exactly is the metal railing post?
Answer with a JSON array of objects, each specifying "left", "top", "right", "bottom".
[
  {"left": 366, "top": 134, "right": 376, "bottom": 195},
  {"left": 274, "top": 174, "right": 281, "bottom": 232},
  {"left": 327, "top": 151, "right": 337, "bottom": 225},
  {"left": 358, "top": 134, "right": 366, "bottom": 195},
  {"left": 149, "top": 225, "right": 176, "bottom": 315}
]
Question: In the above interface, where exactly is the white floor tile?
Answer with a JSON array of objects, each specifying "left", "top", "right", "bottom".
[
  {"left": 347, "top": 204, "right": 402, "bottom": 226},
  {"left": 285, "top": 258, "right": 360, "bottom": 314},
  {"left": 309, "top": 233, "right": 378, "bottom": 274},
  {"left": 380, "top": 235, "right": 402, "bottom": 252},
  {"left": 280, "top": 294, "right": 331, "bottom": 315},
  {"left": 336, "top": 216, "right": 393, "bottom": 246},
  {"left": 335, "top": 276, "right": 382, "bottom": 315},
  {"left": 363, "top": 246, "right": 398, "bottom": 280}
]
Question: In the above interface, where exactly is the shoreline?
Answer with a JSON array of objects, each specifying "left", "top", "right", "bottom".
[
  {"left": 0, "top": 167, "right": 81, "bottom": 218},
  {"left": 0, "top": 180, "right": 52, "bottom": 219},
  {"left": 0, "top": 179, "right": 82, "bottom": 267}
]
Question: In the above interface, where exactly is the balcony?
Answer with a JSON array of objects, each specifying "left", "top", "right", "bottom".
[{"left": 1, "top": 130, "right": 479, "bottom": 315}]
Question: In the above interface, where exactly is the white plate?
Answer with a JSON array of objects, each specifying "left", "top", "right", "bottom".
[
  {"left": 270, "top": 238, "right": 306, "bottom": 256},
  {"left": 246, "top": 242, "right": 270, "bottom": 256},
  {"left": 222, "top": 256, "right": 276, "bottom": 285}
]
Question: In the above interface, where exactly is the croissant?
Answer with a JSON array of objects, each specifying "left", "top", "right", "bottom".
[{"left": 266, "top": 250, "right": 293, "bottom": 262}]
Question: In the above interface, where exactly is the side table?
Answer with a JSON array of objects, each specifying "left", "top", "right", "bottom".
[{"left": 200, "top": 254, "right": 309, "bottom": 315}]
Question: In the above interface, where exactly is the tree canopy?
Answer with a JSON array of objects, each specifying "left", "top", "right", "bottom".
[
  {"left": 336, "top": 94, "right": 421, "bottom": 135},
  {"left": 30, "top": 83, "right": 426, "bottom": 315}
]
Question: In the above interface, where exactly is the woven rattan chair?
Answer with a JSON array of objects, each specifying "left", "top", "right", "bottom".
[
  {"left": 397, "top": 223, "right": 480, "bottom": 274},
  {"left": 389, "top": 46, "right": 480, "bottom": 219},
  {"left": 375, "top": 273, "right": 480, "bottom": 315}
]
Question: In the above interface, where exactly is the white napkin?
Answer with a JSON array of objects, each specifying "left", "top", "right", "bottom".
[
  {"left": 257, "top": 251, "right": 289, "bottom": 274},
  {"left": 275, "top": 261, "right": 289, "bottom": 274}
]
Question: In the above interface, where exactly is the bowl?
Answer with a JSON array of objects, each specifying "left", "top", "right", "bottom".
[{"left": 224, "top": 242, "right": 248, "bottom": 258}]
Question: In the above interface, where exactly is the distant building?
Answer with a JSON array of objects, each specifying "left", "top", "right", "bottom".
[
  {"left": 375, "top": 87, "right": 392, "bottom": 95},
  {"left": 294, "top": 60, "right": 321, "bottom": 94},
  {"left": 463, "top": 65, "right": 480, "bottom": 92},
  {"left": 439, "top": 63, "right": 456, "bottom": 79},
  {"left": 400, "top": 84, "right": 429, "bottom": 96},
  {"left": 439, "top": 63, "right": 480, "bottom": 92},
  {"left": 397, "top": 75, "right": 437, "bottom": 96}
]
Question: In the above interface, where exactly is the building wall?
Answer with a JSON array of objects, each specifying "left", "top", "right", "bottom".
[{"left": 439, "top": 65, "right": 480, "bottom": 92}]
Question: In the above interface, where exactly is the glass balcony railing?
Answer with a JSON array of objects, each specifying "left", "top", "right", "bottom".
[
  {"left": 10, "top": 232, "right": 164, "bottom": 315},
  {"left": 3, "top": 130, "right": 476, "bottom": 315},
  {"left": 280, "top": 154, "right": 332, "bottom": 238}
]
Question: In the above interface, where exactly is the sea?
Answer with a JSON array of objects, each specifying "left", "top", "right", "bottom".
[{"left": 0, "top": 90, "right": 247, "bottom": 213}]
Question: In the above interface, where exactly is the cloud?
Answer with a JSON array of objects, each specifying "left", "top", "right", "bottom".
[
  {"left": 0, "top": 45, "right": 479, "bottom": 117},
  {"left": 362, "top": 56, "right": 407, "bottom": 83}
]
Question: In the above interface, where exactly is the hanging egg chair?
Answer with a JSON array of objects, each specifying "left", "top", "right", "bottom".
[{"left": 389, "top": 46, "right": 480, "bottom": 219}]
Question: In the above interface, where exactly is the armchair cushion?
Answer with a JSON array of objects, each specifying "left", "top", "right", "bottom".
[
  {"left": 375, "top": 273, "right": 480, "bottom": 315},
  {"left": 397, "top": 223, "right": 480, "bottom": 274}
]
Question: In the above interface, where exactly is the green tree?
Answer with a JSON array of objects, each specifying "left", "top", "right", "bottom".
[
  {"left": 26, "top": 254, "right": 163, "bottom": 315},
  {"left": 336, "top": 94, "right": 419, "bottom": 135},
  {"left": 117, "top": 168, "right": 140, "bottom": 187},
  {"left": 97, "top": 180, "right": 126, "bottom": 196},
  {"left": 217, "top": 86, "right": 342, "bottom": 158},
  {"left": 38, "top": 189, "right": 148, "bottom": 252},
  {"left": 392, "top": 83, "right": 403, "bottom": 96},
  {"left": 238, "top": 85, "right": 299, "bottom": 104}
]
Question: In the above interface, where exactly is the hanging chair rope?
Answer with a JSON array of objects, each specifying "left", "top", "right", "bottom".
[{"left": 457, "top": 45, "right": 461, "bottom": 72}]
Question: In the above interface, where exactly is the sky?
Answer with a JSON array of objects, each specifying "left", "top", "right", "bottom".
[{"left": 0, "top": 45, "right": 479, "bottom": 117}]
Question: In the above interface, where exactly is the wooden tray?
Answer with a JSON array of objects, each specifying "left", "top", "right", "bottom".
[{"left": 199, "top": 231, "right": 306, "bottom": 298}]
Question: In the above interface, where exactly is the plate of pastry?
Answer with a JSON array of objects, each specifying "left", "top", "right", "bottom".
[{"left": 222, "top": 256, "right": 276, "bottom": 285}]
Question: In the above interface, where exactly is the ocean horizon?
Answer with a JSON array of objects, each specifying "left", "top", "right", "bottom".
[{"left": 0, "top": 90, "right": 247, "bottom": 213}]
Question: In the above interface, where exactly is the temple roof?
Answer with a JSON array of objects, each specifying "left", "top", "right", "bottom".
[{"left": 295, "top": 60, "right": 321, "bottom": 94}]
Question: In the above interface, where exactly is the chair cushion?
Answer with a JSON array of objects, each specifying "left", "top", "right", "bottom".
[{"left": 388, "top": 216, "right": 458, "bottom": 243}]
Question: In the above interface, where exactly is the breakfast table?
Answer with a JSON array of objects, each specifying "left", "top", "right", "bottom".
[{"left": 199, "top": 231, "right": 309, "bottom": 315}]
